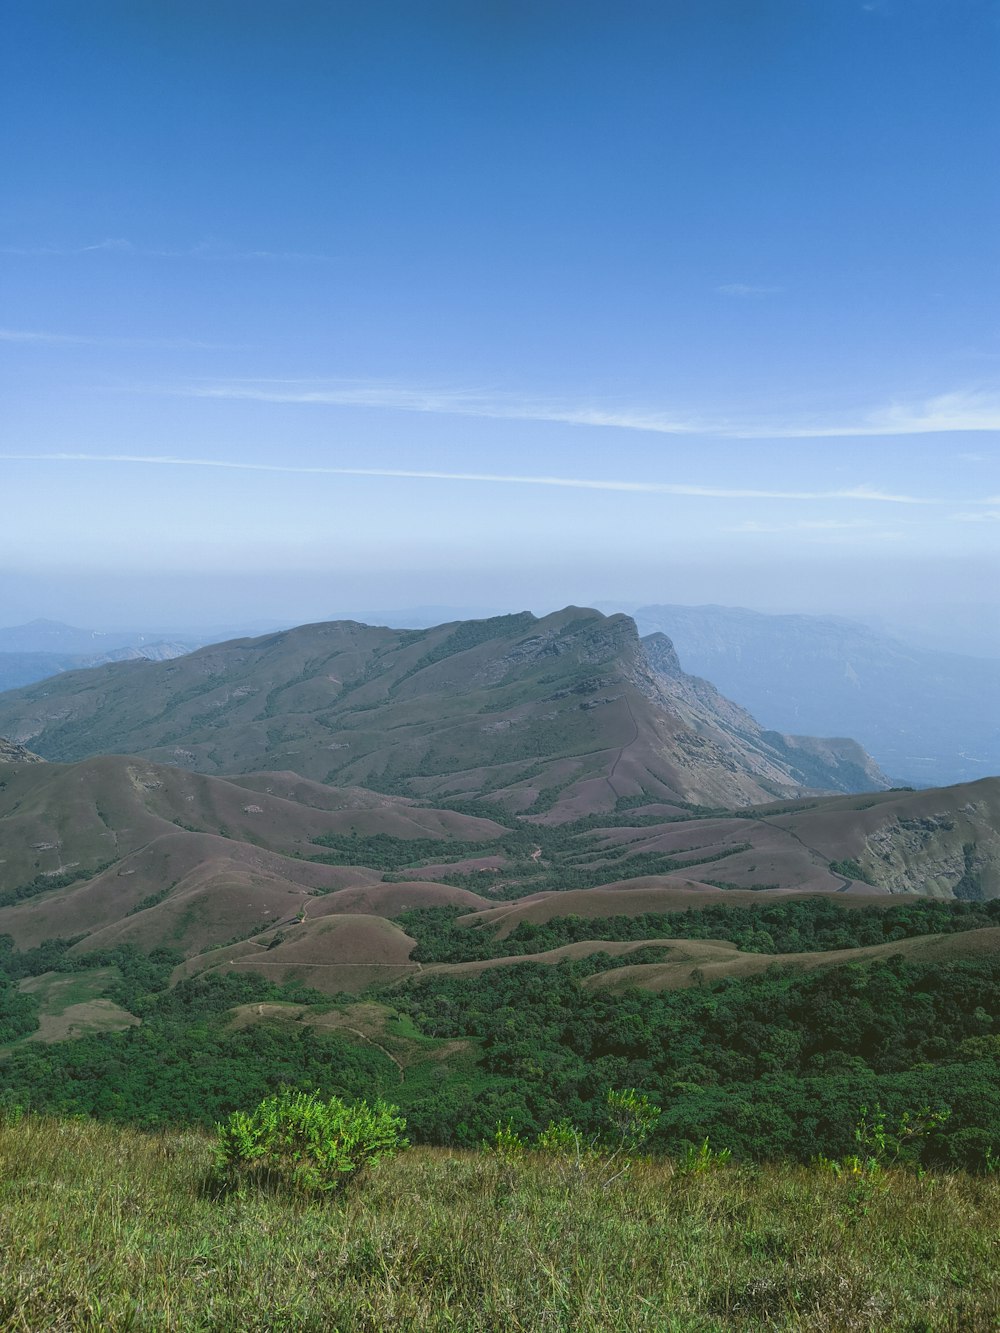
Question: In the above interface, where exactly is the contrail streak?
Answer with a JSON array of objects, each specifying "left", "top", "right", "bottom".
[{"left": 0, "top": 452, "right": 935, "bottom": 503}]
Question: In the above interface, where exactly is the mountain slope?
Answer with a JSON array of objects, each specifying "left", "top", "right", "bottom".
[
  {"left": 0, "top": 753, "right": 503, "bottom": 951},
  {"left": 0, "top": 608, "right": 887, "bottom": 816},
  {"left": 633, "top": 603, "right": 1000, "bottom": 786},
  {"left": 1, "top": 742, "right": 996, "bottom": 968}
]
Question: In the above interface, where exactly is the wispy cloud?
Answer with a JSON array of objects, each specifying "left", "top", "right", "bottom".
[
  {"left": 0, "top": 328, "right": 237, "bottom": 350},
  {"left": 0, "top": 452, "right": 937, "bottom": 503},
  {"left": 0, "top": 238, "right": 334, "bottom": 262},
  {"left": 165, "top": 377, "right": 1000, "bottom": 440},
  {"left": 0, "top": 239, "right": 160, "bottom": 257},
  {"left": 723, "top": 519, "right": 880, "bottom": 533},
  {"left": 715, "top": 282, "right": 783, "bottom": 298},
  {"left": 951, "top": 509, "right": 1000, "bottom": 522},
  {"left": 724, "top": 519, "right": 908, "bottom": 544},
  {"left": 0, "top": 238, "right": 136, "bottom": 256},
  {"left": 176, "top": 379, "right": 703, "bottom": 434},
  {"left": 759, "top": 388, "right": 1000, "bottom": 438}
]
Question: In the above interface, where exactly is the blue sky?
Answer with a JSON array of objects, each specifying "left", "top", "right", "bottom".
[{"left": 2, "top": 1, "right": 999, "bottom": 646}]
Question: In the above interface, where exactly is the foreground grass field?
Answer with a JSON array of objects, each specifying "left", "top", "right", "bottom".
[{"left": 1, "top": 1117, "right": 998, "bottom": 1330}]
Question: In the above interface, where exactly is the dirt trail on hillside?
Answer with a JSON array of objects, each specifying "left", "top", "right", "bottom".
[
  {"left": 340, "top": 1026, "right": 405, "bottom": 1082},
  {"left": 608, "top": 695, "right": 641, "bottom": 795},
  {"left": 755, "top": 815, "right": 852, "bottom": 891}
]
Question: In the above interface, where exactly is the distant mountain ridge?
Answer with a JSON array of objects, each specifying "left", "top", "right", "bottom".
[
  {"left": 0, "top": 607, "right": 888, "bottom": 817},
  {"left": 0, "top": 644, "right": 198, "bottom": 695},
  {"left": 0, "top": 620, "right": 201, "bottom": 693},
  {"left": 0, "top": 618, "right": 181, "bottom": 655},
  {"left": 633, "top": 604, "right": 1000, "bottom": 787},
  {"left": 0, "top": 619, "right": 119, "bottom": 654}
]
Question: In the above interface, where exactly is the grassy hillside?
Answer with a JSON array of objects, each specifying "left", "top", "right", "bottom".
[
  {"left": 0, "top": 607, "right": 889, "bottom": 814},
  {"left": 1, "top": 1115, "right": 998, "bottom": 1331},
  {"left": 0, "top": 752, "right": 997, "bottom": 972},
  {"left": 0, "top": 754, "right": 506, "bottom": 953}
]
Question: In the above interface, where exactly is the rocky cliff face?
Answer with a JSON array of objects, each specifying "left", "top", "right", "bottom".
[
  {"left": 633, "top": 602, "right": 1000, "bottom": 787},
  {"left": 640, "top": 632, "right": 890, "bottom": 796},
  {"left": 857, "top": 802, "right": 1000, "bottom": 899},
  {"left": 0, "top": 737, "right": 44, "bottom": 765}
]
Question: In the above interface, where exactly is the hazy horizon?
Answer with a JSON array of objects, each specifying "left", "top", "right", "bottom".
[{"left": 2, "top": 577, "right": 999, "bottom": 661}]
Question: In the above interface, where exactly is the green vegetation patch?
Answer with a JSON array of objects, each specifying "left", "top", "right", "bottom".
[
  {"left": 310, "top": 830, "right": 514, "bottom": 872},
  {"left": 2, "top": 907, "right": 999, "bottom": 1174},
  {"left": 390, "top": 953, "right": 1000, "bottom": 1167},
  {"left": 0, "top": 976, "right": 39, "bottom": 1045},
  {"left": 18, "top": 967, "right": 120, "bottom": 1017},
  {"left": 830, "top": 858, "right": 875, "bottom": 884},
  {"left": 215, "top": 1089, "right": 407, "bottom": 1195},
  {"left": 0, "top": 984, "right": 397, "bottom": 1127},
  {"left": 397, "top": 896, "right": 1000, "bottom": 964}
]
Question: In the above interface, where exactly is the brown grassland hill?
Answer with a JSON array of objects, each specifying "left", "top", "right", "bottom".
[
  {"left": 0, "top": 752, "right": 500, "bottom": 952},
  {"left": 0, "top": 739, "right": 997, "bottom": 990}
]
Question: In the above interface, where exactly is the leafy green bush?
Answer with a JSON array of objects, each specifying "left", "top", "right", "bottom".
[
  {"left": 605, "top": 1088, "right": 661, "bottom": 1152},
  {"left": 829, "top": 858, "right": 874, "bottom": 885},
  {"left": 486, "top": 1119, "right": 527, "bottom": 1163},
  {"left": 214, "top": 1089, "right": 407, "bottom": 1195},
  {"left": 535, "top": 1118, "right": 588, "bottom": 1155},
  {"left": 852, "top": 1103, "right": 950, "bottom": 1172},
  {"left": 677, "top": 1138, "right": 732, "bottom": 1175}
]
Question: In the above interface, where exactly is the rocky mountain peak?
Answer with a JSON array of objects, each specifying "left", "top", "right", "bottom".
[{"left": 640, "top": 631, "right": 684, "bottom": 678}]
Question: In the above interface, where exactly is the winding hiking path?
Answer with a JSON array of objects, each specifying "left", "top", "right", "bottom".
[
  {"left": 340, "top": 1026, "right": 406, "bottom": 1083},
  {"left": 608, "top": 695, "right": 641, "bottom": 796},
  {"left": 754, "top": 815, "right": 853, "bottom": 891}
]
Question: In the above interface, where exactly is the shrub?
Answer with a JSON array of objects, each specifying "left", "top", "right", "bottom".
[
  {"left": 853, "top": 1103, "right": 950, "bottom": 1172},
  {"left": 677, "top": 1138, "right": 732, "bottom": 1175},
  {"left": 214, "top": 1089, "right": 407, "bottom": 1195},
  {"left": 535, "top": 1118, "right": 588, "bottom": 1155},
  {"left": 485, "top": 1119, "right": 527, "bottom": 1163},
  {"left": 605, "top": 1087, "right": 661, "bottom": 1152}
]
